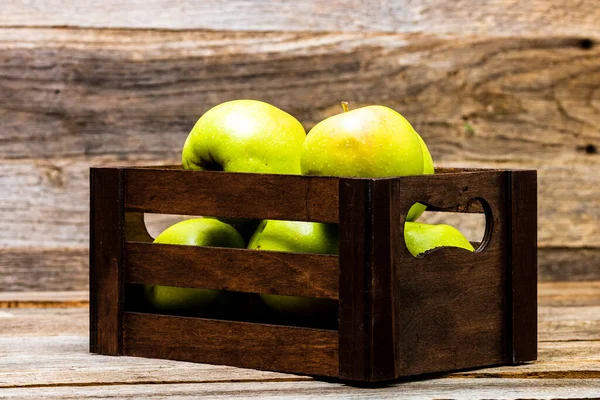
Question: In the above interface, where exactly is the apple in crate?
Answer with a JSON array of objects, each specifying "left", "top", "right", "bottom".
[
  {"left": 182, "top": 99, "right": 306, "bottom": 174},
  {"left": 145, "top": 218, "right": 245, "bottom": 311},
  {"left": 247, "top": 220, "right": 338, "bottom": 315},
  {"left": 404, "top": 222, "right": 475, "bottom": 257},
  {"left": 300, "top": 103, "right": 434, "bottom": 221}
]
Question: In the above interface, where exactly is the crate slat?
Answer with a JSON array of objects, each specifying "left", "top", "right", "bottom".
[
  {"left": 124, "top": 242, "right": 339, "bottom": 299},
  {"left": 122, "top": 312, "right": 339, "bottom": 377},
  {"left": 124, "top": 168, "right": 340, "bottom": 223}
]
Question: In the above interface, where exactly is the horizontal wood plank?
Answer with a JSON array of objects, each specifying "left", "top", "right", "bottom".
[
  {"left": 0, "top": 248, "right": 89, "bottom": 291},
  {"left": 539, "top": 306, "right": 600, "bottom": 342},
  {"left": 1, "top": 0, "right": 598, "bottom": 37},
  {"left": 125, "top": 241, "right": 339, "bottom": 299},
  {"left": 0, "top": 308, "right": 89, "bottom": 337},
  {"left": 124, "top": 168, "right": 339, "bottom": 223},
  {"left": 122, "top": 312, "right": 339, "bottom": 377},
  {"left": 0, "top": 291, "right": 88, "bottom": 308},
  {"left": 1, "top": 29, "right": 598, "bottom": 166},
  {"left": 538, "top": 282, "right": 600, "bottom": 307}
]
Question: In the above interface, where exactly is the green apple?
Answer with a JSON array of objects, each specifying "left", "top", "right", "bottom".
[
  {"left": 404, "top": 221, "right": 474, "bottom": 257},
  {"left": 146, "top": 218, "right": 245, "bottom": 312},
  {"left": 182, "top": 100, "right": 306, "bottom": 174},
  {"left": 247, "top": 220, "right": 338, "bottom": 315},
  {"left": 300, "top": 104, "right": 423, "bottom": 178},
  {"left": 406, "top": 133, "right": 435, "bottom": 221}
]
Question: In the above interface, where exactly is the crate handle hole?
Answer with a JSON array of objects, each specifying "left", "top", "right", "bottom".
[{"left": 405, "top": 197, "right": 492, "bottom": 257}]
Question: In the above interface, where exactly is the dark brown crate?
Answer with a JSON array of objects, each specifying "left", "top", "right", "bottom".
[{"left": 90, "top": 166, "right": 537, "bottom": 382}]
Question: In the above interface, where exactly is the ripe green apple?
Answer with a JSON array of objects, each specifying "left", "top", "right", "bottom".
[
  {"left": 404, "top": 221, "right": 474, "bottom": 257},
  {"left": 182, "top": 99, "right": 306, "bottom": 174},
  {"left": 247, "top": 220, "right": 338, "bottom": 315},
  {"left": 300, "top": 105, "right": 424, "bottom": 178},
  {"left": 145, "top": 218, "right": 245, "bottom": 312},
  {"left": 406, "top": 133, "right": 435, "bottom": 221}
]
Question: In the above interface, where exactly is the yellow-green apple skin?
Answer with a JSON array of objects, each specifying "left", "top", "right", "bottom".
[
  {"left": 247, "top": 220, "right": 338, "bottom": 314},
  {"left": 300, "top": 105, "right": 423, "bottom": 178},
  {"left": 182, "top": 100, "right": 306, "bottom": 174},
  {"left": 145, "top": 218, "right": 245, "bottom": 311},
  {"left": 404, "top": 222, "right": 474, "bottom": 257},
  {"left": 406, "top": 133, "right": 435, "bottom": 221}
]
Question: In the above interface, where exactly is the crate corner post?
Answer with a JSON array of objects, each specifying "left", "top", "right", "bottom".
[
  {"left": 507, "top": 169, "right": 538, "bottom": 364},
  {"left": 89, "top": 167, "right": 125, "bottom": 356},
  {"left": 338, "top": 178, "right": 397, "bottom": 382}
]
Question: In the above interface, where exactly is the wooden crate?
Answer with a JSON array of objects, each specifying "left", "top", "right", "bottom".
[{"left": 89, "top": 166, "right": 537, "bottom": 382}]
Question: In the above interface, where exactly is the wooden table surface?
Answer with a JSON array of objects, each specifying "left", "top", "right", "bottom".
[{"left": 1, "top": 282, "right": 599, "bottom": 399}]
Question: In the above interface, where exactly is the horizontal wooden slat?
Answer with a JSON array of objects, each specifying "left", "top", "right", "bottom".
[
  {"left": 124, "top": 242, "right": 339, "bottom": 299},
  {"left": 122, "top": 312, "right": 339, "bottom": 377},
  {"left": 124, "top": 168, "right": 340, "bottom": 223},
  {"left": 1, "top": 1, "right": 598, "bottom": 37}
]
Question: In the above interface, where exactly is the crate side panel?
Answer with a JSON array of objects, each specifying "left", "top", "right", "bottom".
[
  {"left": 122, "top": 312, "right": 339, "bottom": 377},
  {"left": 392, "top": 171, "right": 508, "bottom": 376}
]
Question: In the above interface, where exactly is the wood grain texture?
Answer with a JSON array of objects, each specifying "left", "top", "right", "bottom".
[
  {"left": 1, "top": 335, "right": 600, "bottom": 388},
  {"left": 0, "top": 282, "right": 598, "bottom": 398},
  {"left": 539, "top": 306, "right": 600, "bottom": 342},
  {"left": 125, "top": 241, "right": 339, "bottom": 299},
  {"left": 0, "top": 248, "right": 89, "bottom": 291},
  {"left": 124, "top": 168, "right": 339, "bottom": 223},
  {"left": 0, "top": 308, "right": 89, "bottom": 337},
  {"left": 123, "top": 312, "right": 339, "bottom": 377},
  {"left": 538, "top": 248, "right": 600, "bottom": 282},
  {"left": 0, "top": 291, "right": 87, "bottom": 308},
  {"left": 1, "top": 0, "right": 599, "bottom": 37},
  {"left": 538, "top": 281, "right": 600, "bottom": 307},
  {"left": 1, "top": 29, "right": 598, "bottom": 166}
]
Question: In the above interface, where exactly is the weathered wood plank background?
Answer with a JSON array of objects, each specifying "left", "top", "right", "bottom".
[{"left": 1, "top": 1, "right": 599, "bottom": 290}]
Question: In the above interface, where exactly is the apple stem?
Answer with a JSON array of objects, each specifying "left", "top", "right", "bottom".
[{"left": 341, "top": 101, "right": 349, "bottom": 112}]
